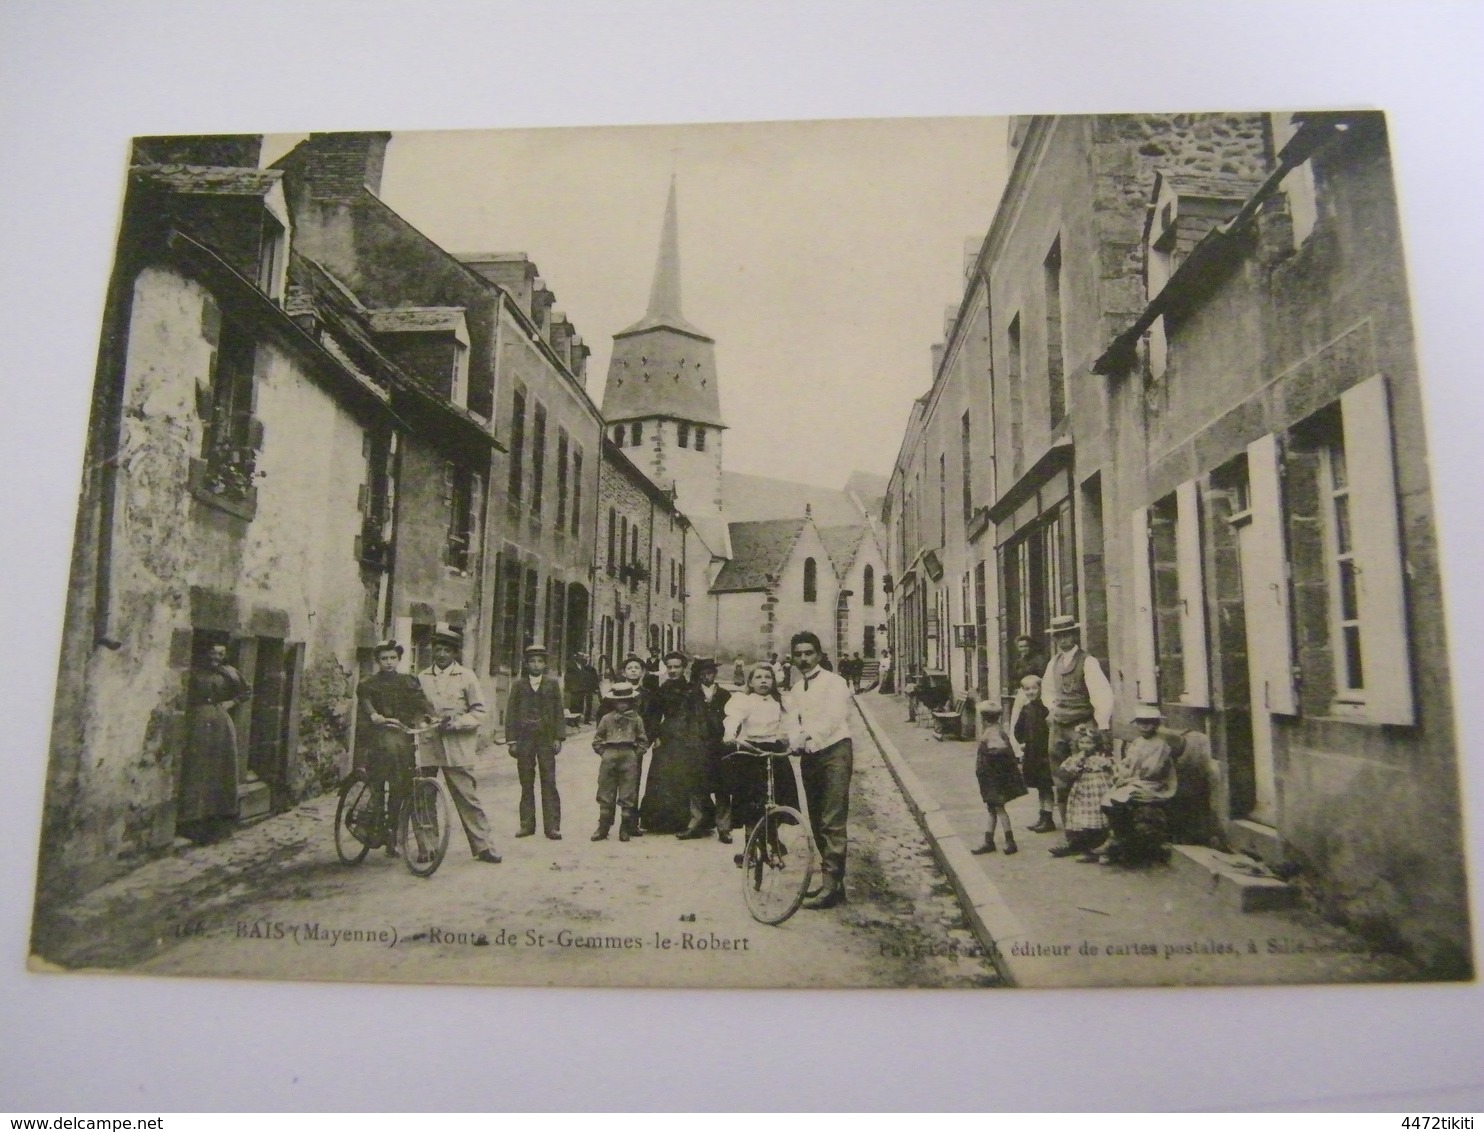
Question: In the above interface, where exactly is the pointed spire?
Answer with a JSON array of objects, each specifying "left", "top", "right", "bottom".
[{"left": 646, "top": 175, "right": 684, "bottom": 321}]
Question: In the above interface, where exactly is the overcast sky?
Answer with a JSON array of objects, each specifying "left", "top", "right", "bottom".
[{"left": 273, "top": 118, "right": 1009, "bottom": 489}]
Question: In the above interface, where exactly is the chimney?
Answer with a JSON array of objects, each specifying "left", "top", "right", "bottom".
[
  {"left": 568, "top": 334, "right": 590, "bottom": 381},
  {"left": 549, "top": 313, "right": 573, "bottom": 369},
  {"left": 531, "top": 280, "right": 556, "bottom": 340},
  {"left": 131, "top": 134, "right": 264, "bottom": 168},
  {"left": 296, "top": 132, "right": 392, "bottom": 199},
  {"left": 460, "top": 253, "right": 536, "bottom": 317}
]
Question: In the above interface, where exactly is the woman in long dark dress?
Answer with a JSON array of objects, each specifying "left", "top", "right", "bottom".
[
  {"left": 638, "top": 653, "right": 706, "bottom": 833},
  {"left": 178, "top": 640, "right": 251, "bottom": 844}
]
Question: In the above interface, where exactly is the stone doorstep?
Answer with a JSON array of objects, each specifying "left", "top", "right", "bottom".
[
  {"left": 1226, "top": 817, "right": 1287, "bottom": 867},
  {"left": 237, "top": 779, "right": 272, "bottom": 821},
  {"left": 1170, "top": 844, "right": 1300, "bottom": 912}
]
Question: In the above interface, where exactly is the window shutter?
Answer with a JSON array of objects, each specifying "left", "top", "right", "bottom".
[
  {"left": 1131, "top": 507, "right": 1158, "bottom": 702},
  {"left": 1341, "top": 375, "right": 1413, "bottom": 725},
  {"left": 1175, "top": 479, "right": 1210, "bottom": 707},
  {"left": 1245, "top": 433, "right": 1298, "bottom": 714}
]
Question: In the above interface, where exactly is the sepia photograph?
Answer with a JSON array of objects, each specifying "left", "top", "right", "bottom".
[{"left": 26, "top": 109, "right": 1474, "bottom": 992}]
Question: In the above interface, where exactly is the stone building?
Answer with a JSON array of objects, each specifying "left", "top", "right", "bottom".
[
  {"left": 598, "top": 179, "right": 886, "bottom": 666},
  {"left": 1093, "top": 112, "right": 1469, "bottom": 975},
  {"left": 884, "top": 111, "right": 1470, "bottom": 975},
  {"left": 40, "top": 135, "right": 444, "bottom": 895},
  {"left": 271, "top": 134, "right": 605, "bottom": 724},
  {"left": 594, "top": 436, "right": 689, "bottom": 667},
  {"left": 885, "top": 113, "right": 1271, "bottom": 714}
]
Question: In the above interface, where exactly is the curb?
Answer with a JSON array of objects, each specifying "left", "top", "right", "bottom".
[{"left": 853, "top": 693, "right": 1030, "bottom": 987}]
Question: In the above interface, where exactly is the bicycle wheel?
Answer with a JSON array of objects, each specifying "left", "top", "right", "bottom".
[
  {"left": 741, "top": 805, "right": 816, "bottom": 924},
  {"left": 334, "top": 774, "right": 375, "bottom": 865},
  {"left": 399, "top": 774, "right": 452, "bottom": 878}
]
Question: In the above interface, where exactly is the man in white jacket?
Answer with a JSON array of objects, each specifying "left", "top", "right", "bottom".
[
  {"left": 417, "top": 626, "right": 501, "bottom": 864},
  {"left": 786, "top": 630, "right": 854, "bottom": 910}
]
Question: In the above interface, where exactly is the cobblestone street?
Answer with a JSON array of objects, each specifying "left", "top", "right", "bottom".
[{"left": 31, "top": 703, "right": 999, "bottom": 989}]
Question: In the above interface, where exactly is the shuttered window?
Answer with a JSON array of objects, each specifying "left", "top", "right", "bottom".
[
  {"left": 1244, "top": 433, "right": 1298, "bottom": 715},
  {"left": 1337, "top": 375, "right": 1413, "bottom": 724},
  {"left": 1175, "top": 479, "right": 1210, "bottom": 707},
  {"left": 1130, "top": 507, "right": 1158, "bottom": 702}
]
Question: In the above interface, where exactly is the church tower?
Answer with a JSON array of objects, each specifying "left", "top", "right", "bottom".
[{"left": 602, "top": 178, "right": 726, "bottom": 530}]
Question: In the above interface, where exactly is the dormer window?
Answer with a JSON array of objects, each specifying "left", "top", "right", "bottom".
[
  {"left": 257, "top": 213, "right": 286, "bottom": 300},
  {"left": 451, "top": 339, "right": 469, "bottom": 409}
]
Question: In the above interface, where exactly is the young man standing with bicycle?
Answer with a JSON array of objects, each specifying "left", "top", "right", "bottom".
[
  {"left": 418, "top": 625, "right": 501, "bottom": 864},
  {"left": 357, "top": 640, "right": 434, "bottom": 856},
  {"left": 786, "top": 630, "right": 854, "bottom": 910}
]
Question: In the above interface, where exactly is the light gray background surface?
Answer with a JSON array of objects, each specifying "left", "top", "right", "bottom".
[{"left": 2, "top": 0, "right": 1481, "bottom": 1113}]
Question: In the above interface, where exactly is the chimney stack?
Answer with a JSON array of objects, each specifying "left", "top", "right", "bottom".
[{"left": 295, "top": 132, "right": 392, "bottom": 199}]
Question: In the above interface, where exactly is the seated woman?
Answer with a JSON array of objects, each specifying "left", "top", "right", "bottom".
[
  {"left": 721, "top": 663, "right": 804, "bottom": 851},
  {"left": 1099, "top": 704, "right": 1179, "bottom": 865}
]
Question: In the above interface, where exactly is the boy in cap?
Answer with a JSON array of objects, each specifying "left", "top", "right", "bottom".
[
  {"left": 590, "top": 682, "right": 648, "bottom": 841},
  {"left": 970, "top": 701, "right": 1027, "bottom": 855},
  {"left": 357, "top": 639, "right": 434, "bottom": 855},
  {"left": 506, "top": 642, "right": 566, "bottom": 840}
]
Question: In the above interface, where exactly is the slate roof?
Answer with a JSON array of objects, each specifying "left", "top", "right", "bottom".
[
  {"left": 721, "top": 471, "right": 867, "bottom": 526},
  {"left": 132, "top": 164, "right": 283, "bottom": 197},
  {"left": 365, "top": 307, "right": 467, "bottom": 334},
  {"left": 817, "top": 525, "right": 866, "bottom": 578},
  {"left": 710, "top": 519, "right": 805, "bottom": 593}
]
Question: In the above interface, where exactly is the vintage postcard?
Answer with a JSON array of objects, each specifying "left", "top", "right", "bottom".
[{"left": 28, "top": 111, "right": 1474, "bottom": 990}]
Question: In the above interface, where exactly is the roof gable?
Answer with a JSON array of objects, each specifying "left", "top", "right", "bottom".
[{"left": 710, "top": 519, "right": 805, "bottom": 592}]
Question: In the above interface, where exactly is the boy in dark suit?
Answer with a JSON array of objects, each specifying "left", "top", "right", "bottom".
[{"left": 506, "top": 642, "right": 566, "bottom": 839}]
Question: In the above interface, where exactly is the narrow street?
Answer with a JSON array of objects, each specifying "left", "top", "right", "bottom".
[{"left": 32, "top": 704, "right": 999, "bottom": 989}]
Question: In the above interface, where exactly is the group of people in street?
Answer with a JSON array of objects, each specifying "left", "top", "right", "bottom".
[
  {"left": 342, "top": 627, "right": 858, "bottom": 911},
  {"left": 965, "top": 614, "right": 1181, "bottom": 867}
]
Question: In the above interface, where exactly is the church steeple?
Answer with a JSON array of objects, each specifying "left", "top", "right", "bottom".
[
  {"left": 601, "top": 179, "right": 727, "bottom": 539},
  {"left": 601, "top": 180, "right": 724, "bottom": 429},
  {"left": 645, "top": 176, "right": 685, "bottom": 324}
]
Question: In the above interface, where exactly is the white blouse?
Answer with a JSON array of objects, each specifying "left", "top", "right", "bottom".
[{"left": 723, "top": 693, "right": 800, "bottom": 746}]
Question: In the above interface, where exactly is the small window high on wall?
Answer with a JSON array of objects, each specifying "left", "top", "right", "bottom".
[{"left": 803, "top": 558, "right": 818, "bottom": 603}]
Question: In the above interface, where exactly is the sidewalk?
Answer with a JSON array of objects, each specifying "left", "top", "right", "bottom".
[{"left": 854, "top": 692, "right": 1419, "bottom": 988}]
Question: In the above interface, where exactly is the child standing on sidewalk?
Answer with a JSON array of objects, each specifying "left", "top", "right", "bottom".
[
  {"left": 971, "top": 702, "right": 1026, "bottom": 856},
  {"left": 1009, "top": 673, "right": 1057, "bottom": 834},
  {"left": 1049, "top": 722, "right": 1116, "bottom": 861},
  {"left": 590, "top": 682, "right": 648, "bottom": 842}
]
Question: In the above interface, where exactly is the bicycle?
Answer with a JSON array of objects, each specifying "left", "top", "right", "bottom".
[
  {"left": 334, "top": 721, "right": 454, "bottom": 878},
  {"left": 727, "top": 739, "right": 818, "bottom": 925}
]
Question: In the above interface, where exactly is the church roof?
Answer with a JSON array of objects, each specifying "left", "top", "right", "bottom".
[
  {"left": 817, "top": 524, "right": 866, "bottom": 578},
  {"left": 721, "top": 471, "right": 867, "bottom": 526},
  {"left": 601, "top": 179, "right": 725, "bottom": 429},
  {"left": 710, "top": 519, "right": 805, "bottom": 593}
]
